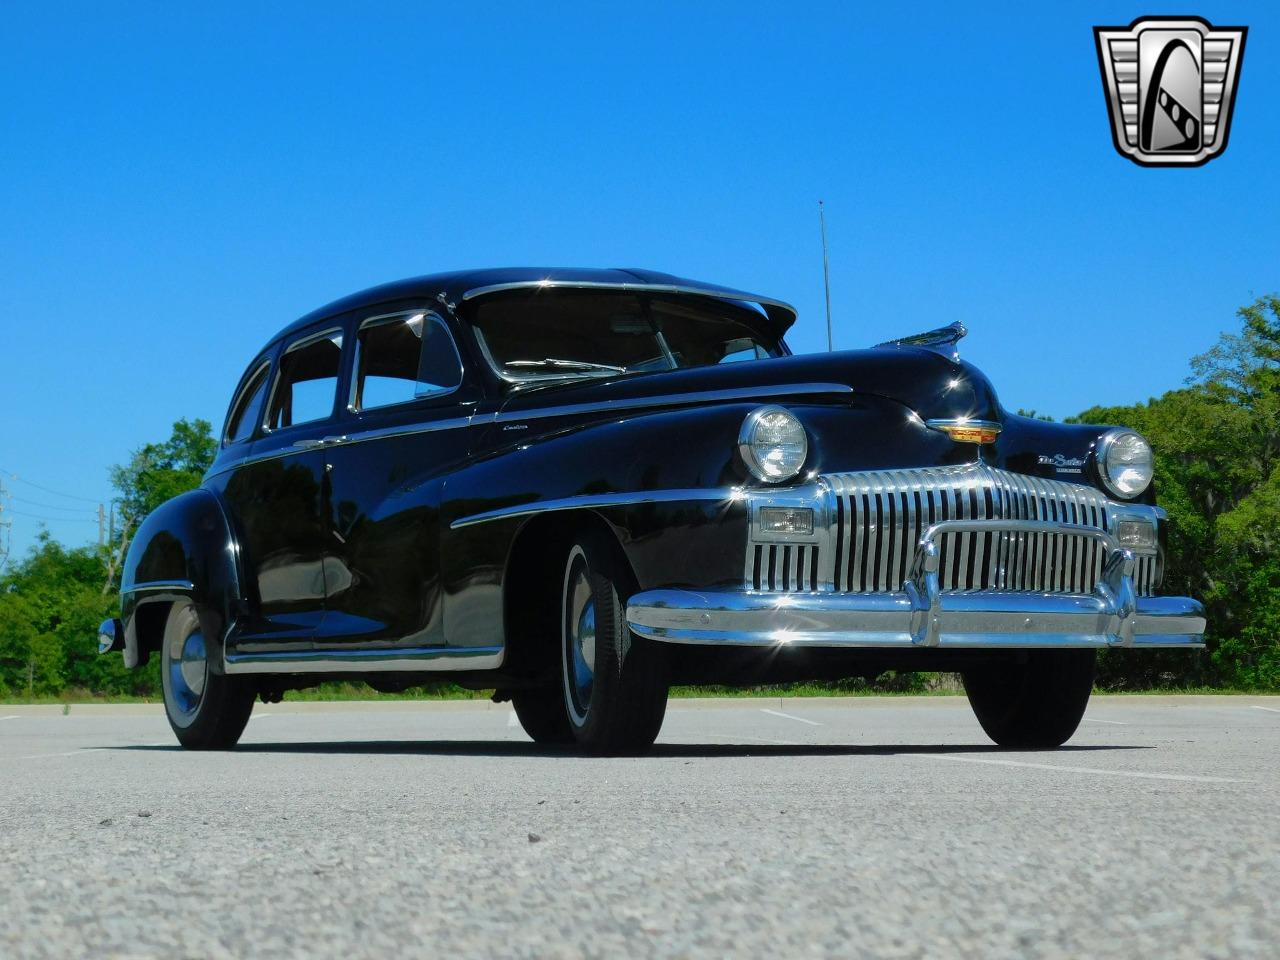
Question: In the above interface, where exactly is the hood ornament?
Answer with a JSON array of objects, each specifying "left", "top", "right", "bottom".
[{"left": 877, "top": 321, "right": 968, "bottom": 362}]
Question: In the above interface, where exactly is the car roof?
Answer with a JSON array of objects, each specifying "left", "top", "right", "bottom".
[{"left": 269, "top": 267, "right": 798, "bottom": 347}]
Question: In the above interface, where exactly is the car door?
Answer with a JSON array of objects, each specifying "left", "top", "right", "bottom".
[
  {"left": 217, "top": 325, "right": 345, "bottom": 646},
  {"left": 317, "top": 306, "right": 477, "bottom": 648}
]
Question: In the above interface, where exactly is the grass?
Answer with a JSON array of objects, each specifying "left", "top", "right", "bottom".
[{"left": 2, "top": 677, "right": 1271, "bottom": 706}]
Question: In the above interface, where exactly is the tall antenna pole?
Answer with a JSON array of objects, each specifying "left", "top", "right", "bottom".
[
  {"left": 819, "top": 200, "right": 833, "bottom": 352},
  {"left": 0, "top": 480, "right": 10, "bottom": 572}
]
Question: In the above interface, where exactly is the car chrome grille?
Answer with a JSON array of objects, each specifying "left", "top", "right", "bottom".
[
  {"left": 750, "top": 543, "right": 820, "bottom": 592},
  {"left": 745, "top": 464, "right": 1160, "bottom": 596}
]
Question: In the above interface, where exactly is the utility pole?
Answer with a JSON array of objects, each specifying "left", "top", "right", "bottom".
[
  {"left": 0, "top": 480, "right": 10, "bottom": 572},
  {"left": 103, "top": 518, "right": 134, "bottom": 596},
  {"left": 819, "top": 200, "right": 834, "bottom": 352},
  {"left": 98, "top": 503, "right": 105, "bottom": 546}
]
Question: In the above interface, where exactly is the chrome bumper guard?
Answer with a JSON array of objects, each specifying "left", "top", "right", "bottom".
[{"left": 627, "top": 519, "right": 1205, "bottom": 649}]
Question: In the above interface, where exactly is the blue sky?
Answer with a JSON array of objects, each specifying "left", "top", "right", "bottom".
[{"left": 1, "top": 1, "right": 1276, "bottom": 557}]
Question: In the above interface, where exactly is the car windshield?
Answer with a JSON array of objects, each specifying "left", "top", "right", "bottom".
[{"left": 469, "top": 290, "right": 783, "bottom": 387}]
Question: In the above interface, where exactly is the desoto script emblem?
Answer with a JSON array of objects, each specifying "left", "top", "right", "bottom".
[{"left": 1094, "top": 17, "right": 1246, "bottom": 167}]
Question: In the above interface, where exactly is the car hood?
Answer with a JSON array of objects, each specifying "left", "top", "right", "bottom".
[{"left": 496, "top": 346, "right": 1003, "bottom": 424}]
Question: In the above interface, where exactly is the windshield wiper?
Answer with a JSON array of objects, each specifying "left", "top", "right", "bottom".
[{"left": 506, "top": 358, "right": 627, "bottom": 373}]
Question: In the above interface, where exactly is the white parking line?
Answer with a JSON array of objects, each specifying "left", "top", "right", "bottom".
[
  {"left": 250, "top": 713, "right": 273, "bottom": 721},
  {"left": 760, "top": 708, "right": 822, "bottom": 727},
  {"left": 1, "top": 715, "right": 20, "bottom": 721},
  {"left": 1082, "top": 718, "right": 1128, "bottom": 725},
  {"left": 1251, "top": 705, "right": 1280, "bottom": 714},
  {"left": 17, "top": 747, "right": 110, "bottom": 761},
  {"left": 17, "top": 739, "right": 174, "bottom": 760},
  {"left": 932, "top": 754, "right": 1247, "bottom": 784},
  {"left": 705, "top": 732, "right": 800, "bottom": 746}
]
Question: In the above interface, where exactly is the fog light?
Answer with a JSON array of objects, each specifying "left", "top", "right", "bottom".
[
  {"left": 758, "top": 507, "right": 814, "bottom": 536},
  {"left": 1116, "top": 519, "right": 1156, "bottom": 548}
]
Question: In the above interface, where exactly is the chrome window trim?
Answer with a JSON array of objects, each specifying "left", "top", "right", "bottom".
[
  {"left": 205, "top": 414, "right": 480, "bottom": 477},
  {"left": 347, "top": 309, "right": 465, "bottom": 414},
  {"left": 461, "top": 279, "right": 797, "bottom": 320},
  {"left": 327, "top": 413, "right": 477, "bottom": 448},
  {"left": 122, "top": 579, "right": 196, "bottom": 594},
  {"left": 222, "top": 359, "right": 272, "bottom": 447},
  {"left": 491, "top": 382, "right": 854, "bottom": 425},
  {"left": 450, "top": 487, "right": 744, "bottom": 530},
  {"left": 207, "top": 382, "right": 851, "bottom": 478},
  {"left": 261, "top": 326, "right": 345, "bottom": 434}
]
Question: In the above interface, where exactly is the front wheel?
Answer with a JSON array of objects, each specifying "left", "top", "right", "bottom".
[
  {"left": 510, "top": 689, "right": 574, "bottom": 745},
  {"left": 558, "top": 531, "right": 668, "bottom": 755},
  {"left": 161, "top": 602, "right": 256, "bottom": 749},
  {"left": 962, "top": 649, "right": 1096, "bottom": 748}
]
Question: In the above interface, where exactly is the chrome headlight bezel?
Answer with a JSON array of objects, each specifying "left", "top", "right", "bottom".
[
  {"left": 739, "top": 406, "right": 808, "bottom": 484},
  {"left": 1097, "top": 429, "right": 1154, "bottom": 499}
]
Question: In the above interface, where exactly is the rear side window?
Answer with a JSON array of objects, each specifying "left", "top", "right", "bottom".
[
  {"left": 350, "top": 311, "right": 463, "bottom": 411},
  {"left": 266, "top": 330, "right": 343, "bottom": 430},
  {"left": 224, "top": 361, "right": 270, "bottom": 444}
]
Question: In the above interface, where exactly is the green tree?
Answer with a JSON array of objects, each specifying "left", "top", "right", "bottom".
[
  {"left": 0, "top": 419, "right": 216, "bottom": 700},
  {"left": 1078, "top": 295, "right": 1280, "bottom": 689},
  {"left": 109, "top": 418, "right": 217, "bottom": 531},
  {"left": 0, "top": 533, "right": 155, "bottom": 697}
]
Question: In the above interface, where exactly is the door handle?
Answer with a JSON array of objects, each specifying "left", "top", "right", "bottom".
[{"left": 293, "top": 436, "right": 346, "bottom": 449}]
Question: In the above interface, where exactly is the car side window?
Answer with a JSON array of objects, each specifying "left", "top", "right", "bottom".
[
  {"left": 265, "top": 330, "right": 343, "bottom": 430},
  {"left": 224, "top": 361, "right": 270, "bottom": 444},
  {"left": 351, "top": 311, "right": 463, "bottom": 411},
  {"left": 717, "top": 339, "right": 771, "bottom": 365}
]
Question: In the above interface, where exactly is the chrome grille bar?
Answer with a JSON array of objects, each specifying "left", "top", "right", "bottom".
[
  {"left": 744, "top": 464, "right": 1160, "bottom": 597},
  {"left": 822, "top": 464, "right": 1158, "bottom": 597}
]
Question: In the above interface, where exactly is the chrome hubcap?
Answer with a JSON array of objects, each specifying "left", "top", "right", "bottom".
[
  {"left": 168, "top": 623, "right": 208, "bottom": 720},
  {"left": 563, "top": 548, "right": 596, "bottom": 725}
]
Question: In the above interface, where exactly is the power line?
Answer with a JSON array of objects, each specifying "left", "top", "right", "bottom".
[
  {"left": 0, "top": 467, "right": 103, "bottom": 504},
  {"left": 8, "top": 494, "right": 99, "bottom": 514},
  {"left": 6, "top": 509, "right": 98, "bottom": 523}
]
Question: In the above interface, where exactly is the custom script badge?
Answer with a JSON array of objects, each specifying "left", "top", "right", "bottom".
[
  {"left": 1094, "top": 16, "right": 1246, "bottom": 167},
  {"left": 1038, "top": 454, "right": 1087, "bottom": 475}
]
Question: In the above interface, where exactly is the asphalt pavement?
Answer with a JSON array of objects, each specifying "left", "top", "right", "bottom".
[{"left": 2, "top": 695, "right": 1278, "bottom": 959}]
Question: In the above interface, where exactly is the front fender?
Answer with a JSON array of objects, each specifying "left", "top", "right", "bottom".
[{"left": 119, "top": 488, "right": 242, "bottom": 669}]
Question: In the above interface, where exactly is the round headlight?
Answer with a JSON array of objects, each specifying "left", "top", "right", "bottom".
[
  {"left": 1098, "top": 429, "right": 1153, "bottom": 498},
  {"left": 739, "top": 406, "right": 807, "bottom": 483}
]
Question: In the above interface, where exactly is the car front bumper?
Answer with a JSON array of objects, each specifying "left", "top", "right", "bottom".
[{"left": 626, "top": 521, "right": 1205, "bottom": 649}]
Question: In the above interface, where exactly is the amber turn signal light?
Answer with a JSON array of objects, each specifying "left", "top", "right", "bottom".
[{"left": 925, "top": 419, "right": 1002, "bottom": 445}]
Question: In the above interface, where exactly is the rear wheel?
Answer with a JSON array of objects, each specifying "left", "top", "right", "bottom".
[
  {"left": 557, "top": 531, "right": 668, "bottom": 754},
  {"left": 962, "top": 649, "right": 1096, "bottom": 748},
  {"left": 161, "top": 602, "right": 256, "bottom": 750}
]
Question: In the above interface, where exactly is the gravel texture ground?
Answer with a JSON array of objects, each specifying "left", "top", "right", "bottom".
[{"left": 1, "top": 695, "right": 1277, "bottom": 959}]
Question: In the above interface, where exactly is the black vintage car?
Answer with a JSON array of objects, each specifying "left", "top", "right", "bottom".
[{"left": 98, "top": 267, "right": 1205, "bottom": 753}]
